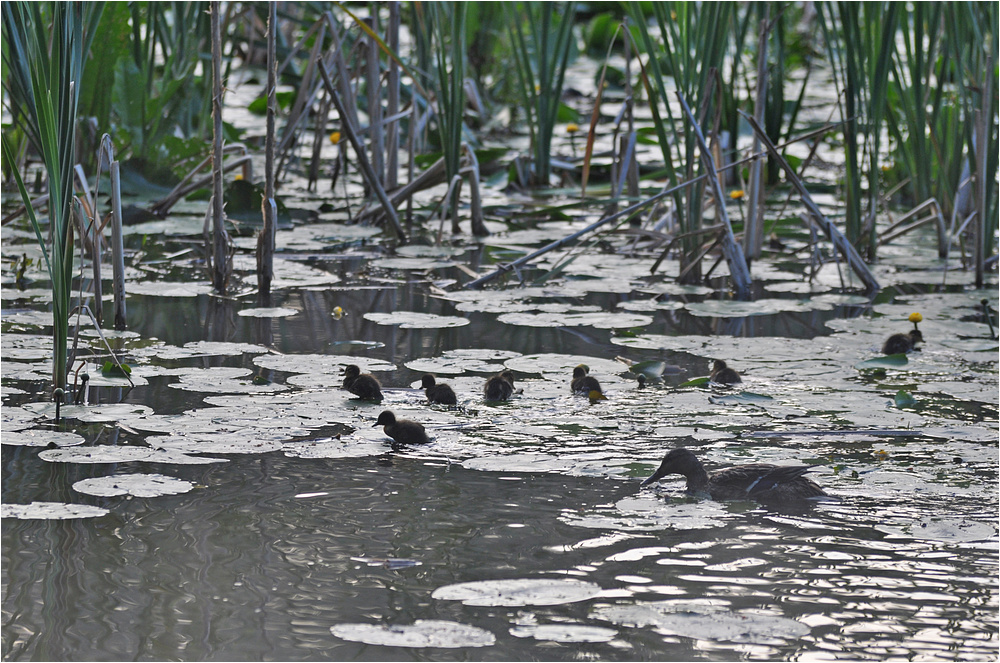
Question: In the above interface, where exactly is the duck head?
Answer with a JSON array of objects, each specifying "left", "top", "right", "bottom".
[
  {"left": 641, "top": 448, "right": 700, "bottom": 486},
  {"left": 374, "top": 410, "right": 397, "bottom": 427}
]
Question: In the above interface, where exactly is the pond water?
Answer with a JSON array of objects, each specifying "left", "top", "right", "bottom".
[
  {"left": 3, "top": 197, "right": 998, "bottom": 660},
  {"left": 3, "top": 62, "right": 999, "bottom": 662}
]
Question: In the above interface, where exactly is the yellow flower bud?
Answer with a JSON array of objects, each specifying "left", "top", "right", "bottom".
[
  {"left": 329, "top": 131, "right": 341, "bottom": 145},
  {"left": 908, "top": 312, "right": 923, "bottom": 323},
  {"left": 730, "top": 190, "right": 745, "bottom": 200},
  {"left": 234, "top": 173, "right": 243, "bottom": 181},
  {"left": 566, "top": 123, "right": 579, "bottom": 134}
]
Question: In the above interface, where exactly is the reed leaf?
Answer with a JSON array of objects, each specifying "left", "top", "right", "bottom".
[{"left": 2, "top": 1, "right": 104, "bottom": 391}]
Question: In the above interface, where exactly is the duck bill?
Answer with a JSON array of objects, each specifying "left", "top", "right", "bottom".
[{"left": 641, "top": 467, "right": 668, "bottom": 487}]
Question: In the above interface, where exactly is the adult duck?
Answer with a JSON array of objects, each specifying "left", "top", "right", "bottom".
[
  {"left": 484, "top": 369, "right": 515, "bottom": 401},
  {"left": 421, "top": 374, "right": 457, "bottom": 405},
  {"left": 571, "top": 364, "right": 603, "bottom": 395},
  {"left": 709, "top": 360, "right": 741, "bottom": 385},
  {"left": 640, "top": 448, "right": 828, "bottom": 502},
  {"left": 374, "top": 410, "right": 429, "bottom": 446},
  {"left": 342, "top": 364, "right": 384, "bottom": 402}
]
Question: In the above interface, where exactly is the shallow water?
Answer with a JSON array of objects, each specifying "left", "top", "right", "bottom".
[{"left": 3, "top": 65, "right": 999, "bottom": 661}]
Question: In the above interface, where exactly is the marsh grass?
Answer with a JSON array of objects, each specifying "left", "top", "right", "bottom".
[{"left": 2, "top": 1, "right": 103, "bottom": 391}]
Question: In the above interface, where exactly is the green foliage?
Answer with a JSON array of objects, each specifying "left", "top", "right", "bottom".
[
  {"left": 1, "top": 1, "right": 104, "bottom": 391},
  {"left": 506, "top": 1, "right": 578, "bottom": 185},
  {"left": 101, "top": 360, "right": 132, "bottom": 377},
  {"left": 816, "top": 2, "right": 899, "bottom": 259}
]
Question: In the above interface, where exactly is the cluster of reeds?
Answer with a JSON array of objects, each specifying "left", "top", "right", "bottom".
[{"left": 2, "top": 1, "right": 998, "bottom": 391}]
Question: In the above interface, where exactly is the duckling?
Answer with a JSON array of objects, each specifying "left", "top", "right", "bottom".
[
  {"left": 342, "top": 364, "right": 384, "bottom": 402},
  {"left": 641, "top": 448, "right": 828, "bottom": 502},
  {"left": 374, "top": 410, "right": 429, "bottom": 446},
  {"left": 484, "top": 369, "right": 515, "bottom": 401},
  {"left": 709, "top": 360, "right": 741, "bottom": 385},
  {"left": 421, "top": 374, "right": 457, "bottom": 405},
  {"left": 882, "top": 329, "right": 923, "bottom": 355},
  {"left": 571, "top": 364, "right": 603, "bottom": 395}
]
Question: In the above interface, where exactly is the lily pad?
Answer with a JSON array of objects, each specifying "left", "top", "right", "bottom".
[
  {"left": 330, "top": 620, "right": 495, "bottom": 648},
  {"left": 855, "top": 354, "right": 909, "bottom": 369},
  {"left": 592, "top": 601, "right": 810, "bottom": 643},
  {"left": 431, "top": 578, "right": 602, "bottom": 607},
  {"left": 708, "top": 391, "right": 774, "bottom": 404},
  {"left": 679, "top": 376, "right": 710, "bottom": 387},
  {"left": 498, "top": 311, "right": 653, "bottom": 329},
  {"left": 363, "top": 312, "right": 470, "bottom": 328},
  {"left": 127, "top": 281, "right": 215, "bottom": 298},
  {"left": 38, "top": 446, "right": 157, "bottom": 464},
  {"left": 1, "top": 429, "right": 86, "bottom": 447},
  {"left": 509, "top": 624, "right": 618, "bottom": 644},
  {"left": 237, "top": 307, "right": 298, "bottom": 318},
  {"left": 1, "top": 501, "right": 110, "bottom": 520},
  {"left": 893, "top": 390, "right": 917, "bottom": 407},
  {"left": 254, "top": 354, "right": 395, "bottom": 374},
  {"left": 404, "top": 349, "right": 523, "bottom": 375},
  {"left": 72, "top": 473, "right": 195, "bottom": 498}
]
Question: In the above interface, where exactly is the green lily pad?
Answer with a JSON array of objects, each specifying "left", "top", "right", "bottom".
[
  {"left": 709, "top": 391, "right": 774, "bottom": 404},
  {"left": 894, "top": 390, "right": 917, "bottom": 407},
  {"left": 101, "top": 361, "right": 132, "bottom": 377},
  {"left": 679, "top": 376, "right": 710, "bottom": 387}
]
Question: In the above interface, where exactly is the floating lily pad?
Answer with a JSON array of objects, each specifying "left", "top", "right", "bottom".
[
  {"left": 404, "top": 349, "right": 523, "bottom": 375},
  {"left": 432, "top": 578, "right": 602, "bottom": 607},
  {"left": 350, "top": 556, "right": 423, "bottom": 569},
  {"left": 363, "top": 312, "right": 470, "bottom": 328},
  {"left": 254, "top": 354, "right": 396, "bottom": 374},
  {"left": 855, "top": 354, "right": 909, "bottom": 369},
  {"left": 1, "top": 429, "right": 85, "bottom": 447},
  {"left": 167, "top": 367, "right": 289, "bottom": 394},
  {"left": 38, "top": 446, "right": 157, "bottom": 463},
  {"left": 330, "top": 620, "right": 495, "bottom": 648},
  {"left": 893, "top": 390, "right": 917, "bottom": 407},
  {"left": 237, "top": 307, "right": 298, "bottom": 318},
  {"left": 21, "top": 402, "right": 154, "bottom": 423},
  {"left": 1, "top": 501, "right": 110, "bottom": 520},
  {"left": 127, "top": 281, "right": 215, "bottom": 297},
  {"left": 147, "top": 434, "right": 286, "bottom": 455},
  {"left": 509, "top": 624, "right": 618, "bottom": 643},
  {"left": 679, "top": 376, "right": 710, "bottom": 387},
  {"left": 232, "top": 255, "right": 341, "bottom": 288},
  {"left": 72, "top": 473, "right": 194, "bottom": 498},
  {"left": 592, "top": 602, "right": 810, "bottom": 643},
  {"left": 498, "top": 311, "right": 653, "bottom": 329}
]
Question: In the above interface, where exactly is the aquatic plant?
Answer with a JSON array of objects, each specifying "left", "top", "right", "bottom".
[
  {"left": 816, "top": 2, "right": 899, "bottom": 260},
  {"left": 1, "top": 1, "right": 104, "bottom": 391},
  {"left": 506, "top": 1, "right": 578, "bottom": 185}
]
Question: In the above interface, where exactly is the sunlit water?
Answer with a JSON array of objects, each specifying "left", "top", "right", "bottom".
[{"left": 2, "top": 74, "right": 998, "bottom": 661}]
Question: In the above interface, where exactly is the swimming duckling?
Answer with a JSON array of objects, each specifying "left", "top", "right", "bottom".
[
  {"left": 483, "top": 369, "right": 515, "bottom": 401},
  {"left": 882, "top": 329, "right": 923, "bottom": 355},
  {"left": 342, "top": 364, "right": 384, "bottom": 402},
  {"left": 374, "top": 410, "right": 429, "bottom": 446},
  {"left": 421, "top": 374, "right": 457, "bottom": 405},
  {"left": 641, "top": 448, "right": 828, "bottom": 502},
  {"left": 571, "top": 364, "right": 603, "bottom": 395},
  {"left": 709, "top": 360, "right": 741, "bottom": 385}
]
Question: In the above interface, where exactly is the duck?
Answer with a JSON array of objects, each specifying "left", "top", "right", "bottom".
[
  {"left": 709, "top": 360, "right": 741, "bottom": 385},
  {"left": 571, "top": 364, "right": 603, "bottom": 395},
  {"left": 421, "top": 374, "right": 457, "bottom": 405},
  {"left": 483, "top": 369, "right": 515, "bottom": 401},
  {"left": 640, "top": 448, "right": 828, "bottom": 501},
  {"left": 882, "top": 329, "right": 923, "bottom": 355},
  {"left": 342, "top": 364, "right": 384, "bottom": 402},
  {"left": 374, "top": 410, "right": 430, "bottom": 446}
]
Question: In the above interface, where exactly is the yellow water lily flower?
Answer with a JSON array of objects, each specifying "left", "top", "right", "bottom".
[
  {"left": 329, "top": 131, "right": 341, "bottom": 145},
  {"left": 730, "top": 190, "right": 745, "bottom": 200},
  {"left": 566, "top": 123, "right": 579, "bottom": 134},
  {"left": 908, "top": 312, "right": 923, "bottom": 323},
  {"left": 332, "top": 306, "right": 346, "bottom": 320},
  {"left": 875, "top": 449, "right": 889, "bottom": 461},
  {"left": 234, "top": 173, "right": 243, "bottom": 181}
]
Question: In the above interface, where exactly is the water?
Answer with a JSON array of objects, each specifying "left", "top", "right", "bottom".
[{"left": 3, "top": 71, "right": 998, "bottom": 661}]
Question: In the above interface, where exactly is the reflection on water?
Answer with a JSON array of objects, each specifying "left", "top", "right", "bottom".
[
  {"left": 2, "top": 453, "right": 996, "bottom": 661},
  {"left": 2, "top": 212, "right": 998, "bottom": 659}
]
